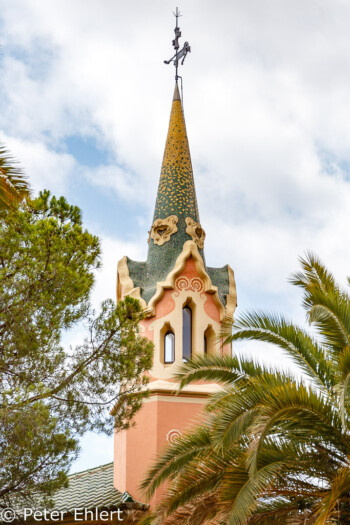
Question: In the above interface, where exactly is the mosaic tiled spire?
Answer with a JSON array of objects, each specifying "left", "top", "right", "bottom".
[
  {"left": 145, "top": 82, "right": 203, "bottom": 283},
  {"left": 153, "top": 82, "right": 199, "bottom": 223},
  {"left": 122, "top": 83, "right": 232, "bottom": 307}
]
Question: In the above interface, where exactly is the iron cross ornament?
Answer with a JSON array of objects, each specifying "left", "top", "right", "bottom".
[{"left": 164, "top": 7, "right": 191, "bottom": 81}]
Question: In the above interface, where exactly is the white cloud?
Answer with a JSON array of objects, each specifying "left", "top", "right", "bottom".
[
  {"left": 83, "top": 164, "right": 150, "bottom": 205},
  {"left": 90, "top": 234, "right": 147, "bottom": 309},
  {"left": 1, "top": 133, "right": 76, "bottom": 194},
  {"left": 70, "top": 432, "right": 113, "bottom": 474}
]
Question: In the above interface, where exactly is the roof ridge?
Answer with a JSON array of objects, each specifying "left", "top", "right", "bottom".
[{"left": 68, "top": 461, "right": 113, "bottom": 479}]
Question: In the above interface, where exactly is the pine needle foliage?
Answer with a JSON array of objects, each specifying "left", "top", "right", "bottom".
[
  {"left": 141, "top": 253, "right": 350, "bottom": 524},
  {"left": 0, "top": 191, "right": 153, "bottom": 508}
]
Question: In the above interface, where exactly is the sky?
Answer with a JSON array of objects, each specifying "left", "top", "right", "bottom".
[{"left": 1, "top": 0, "right": 350, "bottom": 472}]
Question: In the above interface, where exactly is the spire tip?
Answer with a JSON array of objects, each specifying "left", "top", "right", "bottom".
[
  {"left": 173, "top": 82, "right": 181, "bottom": 101},
  {"left": 164, "top": 10, "right": 191, "bottom": 81}
]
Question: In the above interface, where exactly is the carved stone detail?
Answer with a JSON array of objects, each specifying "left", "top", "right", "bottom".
[
  {"left": 167, "top": 429, "right": 182, "bottom": 444},
  {"left": 150, "top": 215, "right": 178, "bottom": 246},
  {"left": 175, "top": 276, "right": 203, "bottom": 293},
  {"left": 185, "top": 217, "right": 206, "bottom": 249}
]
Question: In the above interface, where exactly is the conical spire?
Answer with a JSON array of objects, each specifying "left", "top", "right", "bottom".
[
  {"left": 153, "top": 83, "right": 199, "bottom": 223},
  {"left": 145, "top": 82, "right": 204, "bottom": 283}
]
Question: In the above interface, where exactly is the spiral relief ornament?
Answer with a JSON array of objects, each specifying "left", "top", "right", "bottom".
[
  {"left": 176, "top": 276, "right": 190, "bottom": 291},
  {"left": 191, "top": 278, "right": 203, "bottom": 292},
  {"left": 175, "top": 276, "right": 203, "bottom": 293},
  {"left": 167, "top": 429, "right": 182, "bottom": 444}
]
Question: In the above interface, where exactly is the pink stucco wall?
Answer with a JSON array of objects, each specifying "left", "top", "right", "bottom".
[
  {"left": 115, "top": 258, "right": 228, "bottom": 507},
  {"left": 114, "top": 394, "right": 206, "bottom": 505}
]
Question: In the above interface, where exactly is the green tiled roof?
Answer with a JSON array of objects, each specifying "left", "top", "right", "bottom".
[
  {"left": 128, "top": 257, "right": 231, "bottom": 307},
  {"left": 207, "top": 265, "right": 231, "bottom": 307},
  {"left": 145, "top": 82, "right": 203, "bottom": 291},
  {"left": 13, "top": 463, "right": 148, "bottom": 523},
  {"left": 53, "top": 463, "right": 128, "bottom": 512}
]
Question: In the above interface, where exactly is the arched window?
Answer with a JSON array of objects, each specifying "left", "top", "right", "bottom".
[
  {"left": 182, "top": 306, "right": 192, "bottom": 361},
  {"left": 204, "top": 326, "right": 215, "bottom": 356},
  {"left": 164, "top": 330, "right": 175, "bottom": 363}
]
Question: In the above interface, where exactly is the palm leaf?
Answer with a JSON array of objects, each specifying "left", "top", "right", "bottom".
[
  {"left": 291, "top": 253, "right": 350, "bottom": 355},
  {"left": 0, "top": 144, "right": 30, "bottom": 209},
  {"left": 140, "top": 425, "right": 213, "bottom": 499},
  {"left": 229, "top": 311, "right": 333, "bottom": 389},
  {"left": 314, "top": 467, "right": 350, "bottom": 524},
  {"left": 173, "top": 354, "right": 244, "bottom": 389}
]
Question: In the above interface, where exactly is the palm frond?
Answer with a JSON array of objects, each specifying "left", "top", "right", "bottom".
[
  {"left": 246, "top": 382, "right": 344, "bottom": 475},
  {"left": 290, "top": 252, "right": 337, "bottom": 298},
  {"left": 227, "top": 461, "right": 287, "bottom": 525},
  {"left": 229, "top": 311, "right": 332, "bottom": 389},
  {"left": 308, "top": 297, "right": 350, "bottom": 355},
  {"left": 291, "top": 253, "right": 350, "bottom": 355},
  {"left": 314, "top": 467, "right": 350, "bottom": 524},
  {"left": 140, "top": 425, "right": 213, "bottom": 499},
  {"left": 173, "top": 354, "right": 244, "bottom": 389},
  {"left": 0, "top": 144, "right": 30, "bottom": 209},
  {"left": 334, "top": 347, "right": 350, "bottom": 429}
]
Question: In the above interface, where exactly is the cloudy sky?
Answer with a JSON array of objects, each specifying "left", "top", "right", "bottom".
[{"left": 1, "top": 0, "right": 350, "bottom": 472}]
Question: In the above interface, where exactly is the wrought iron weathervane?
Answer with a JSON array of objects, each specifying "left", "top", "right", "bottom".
[{"left": 164, "top": 7, "right": 191, "bottom": 82}]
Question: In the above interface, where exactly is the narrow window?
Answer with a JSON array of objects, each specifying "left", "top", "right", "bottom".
[
  {"left": 164, "top": 331, "right": 175, "bottom": 363},
  {"left": 204, "top": 334, "right": 208, "bottom": 355},
  {"left": 183, "top": 306, "right": 192, "bottom": 361}
]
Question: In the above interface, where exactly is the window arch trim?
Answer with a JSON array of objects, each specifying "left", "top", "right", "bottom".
[
  {"left": 182, "top": 305, "right": 192, "bottom": 361},
  {"left": 164, "top": 330, "right": 175, "bottom": 364}
]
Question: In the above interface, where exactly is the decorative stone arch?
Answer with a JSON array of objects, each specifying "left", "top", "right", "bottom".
[
  {"left": 147, "top": 241, "right": 234, "bottom": 320},
  {"left": 117, "top": 241, "right": 237, "bottom": 322},
  {"left": 160, "top": 321, "right": 176, "bottom": 365}
]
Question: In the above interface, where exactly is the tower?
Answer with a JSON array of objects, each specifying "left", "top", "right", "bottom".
[{"left": 114, "top": 13, "right": 237, "bottom": 507}]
